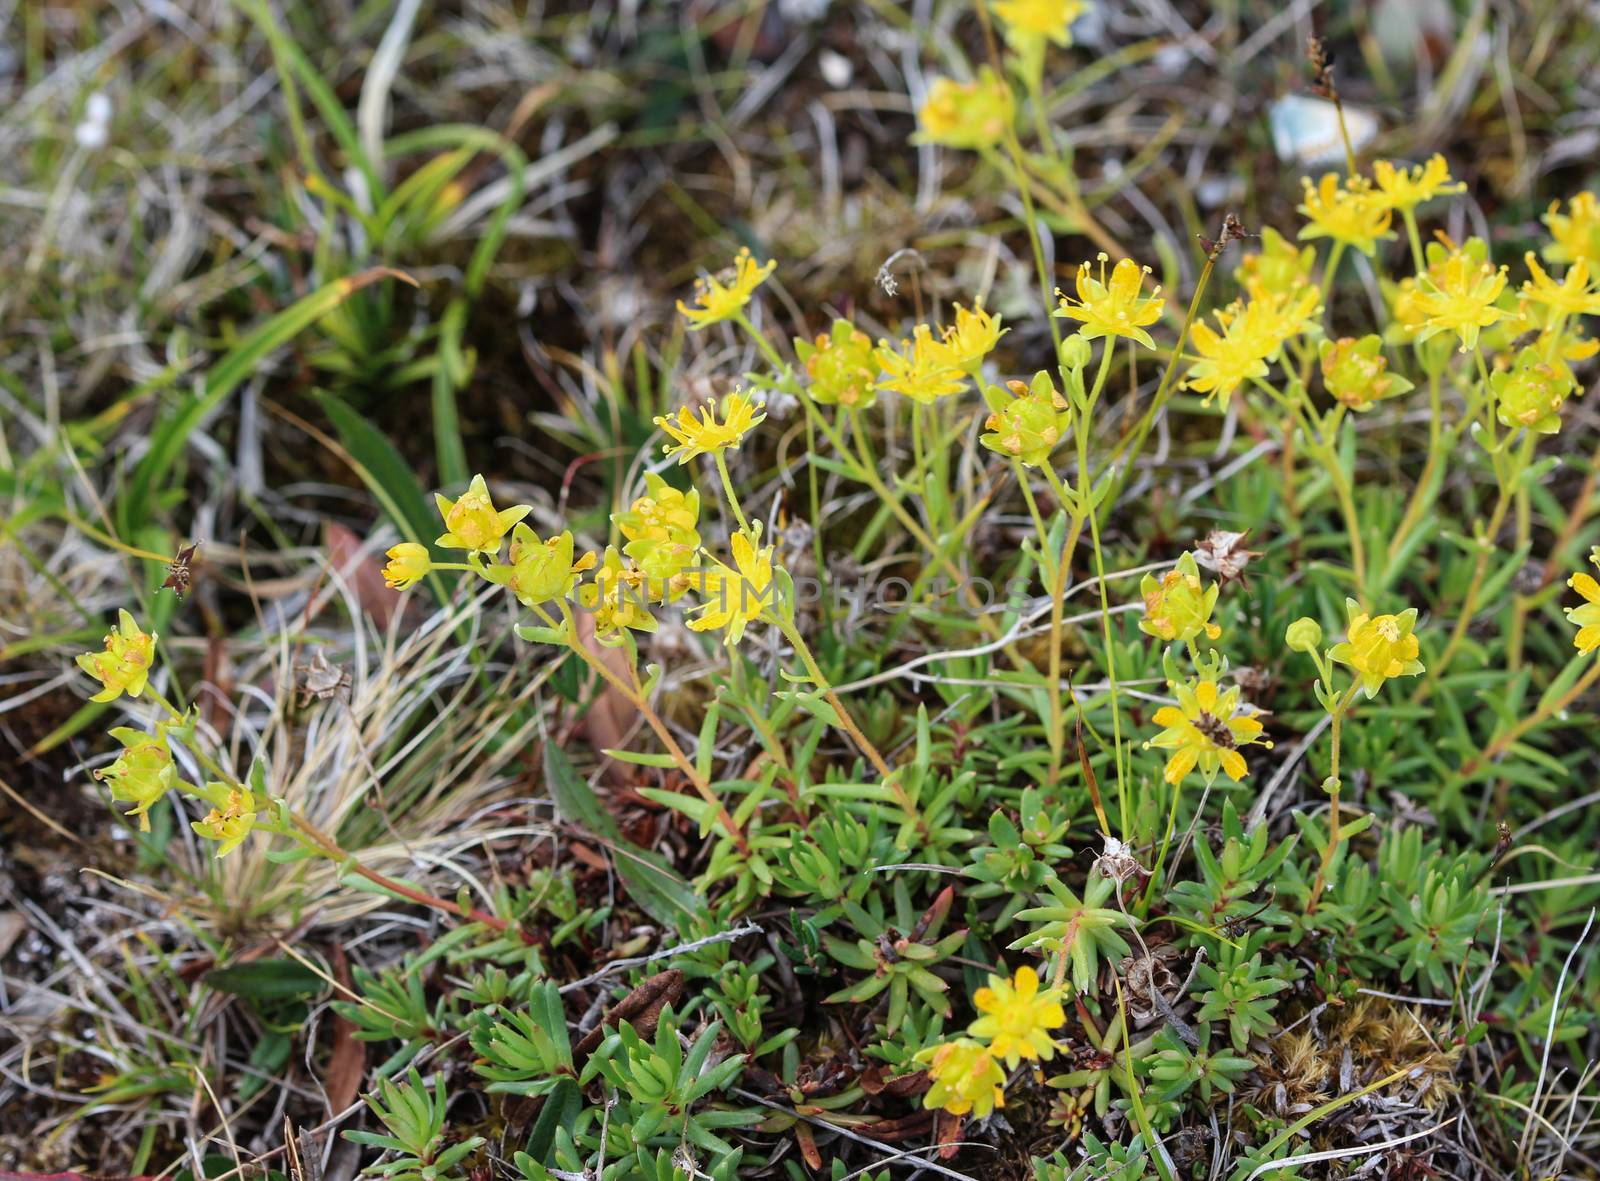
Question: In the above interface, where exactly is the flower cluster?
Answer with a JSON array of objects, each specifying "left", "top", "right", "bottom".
[
  {"left": 1320, "top": 334, "right": 1413, "bottom": 411},
  {"left": 76, "top": 609, "right": 157, "bottom": 703},
  {"left": 676, "top": 248, "right": 776, "bottom": 329},
  {"left": 979, "top": 371, "right": 1071, "bottom": 467},
  {"left": 1298, "top": 173, "right": 1394, "bottom": 256},
  {"left": 1056, "top": 255, "right": 1165, "bottom": 350},
  {"left": 796, "top": 320, "right": 879, "bottom": 408},
  {"left": 75, "top": 619, "right": 263, "bottom": 859},
  {"left": 991, "top": 0, "right": 1086, "bottom": 49},
  {"left": 368, "top": 266, "right": 799, "bottom": 650},
  {"left": 410, "top": 460, "right": 774, "bottom": 646},
  {"left": 1566, "top": 551, "right": 1600, "bottom": 656},
  {"left": 1139, "top": 552, "right": 1221, "bottom": 646},
  {"left": 916, "top": 965, "right": 1065, "bottom": 1119},
  {"left": 1146, "top": 679, "right": 1269, "bottom": 785},
  {"left": 916, "top": 69, "right": 1015, "bottom": 151},
  {"left": 96, "top": 721, "right": 189, "bottom": 831},
  {"left": 1185, "top": 288, "right": 1321, "bottom": 405},
  {"left": 656, "top": 392, "right": 766, "bottom": 465}
]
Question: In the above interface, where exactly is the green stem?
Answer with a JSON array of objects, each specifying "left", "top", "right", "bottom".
[
  {"left": 1417, "top": 431, "right": 1532, "bottom": 700},
  {"left": 1401, "top": 208, "right": 1426, "bottom": 273},
  {"left": 714, "top": 451, "right": 751, "bottom": 534},
  {"left": 1459, "top": 659, "right": 1600, "bottom": 781},
  {"left": 1068, "top": 344, "right": 1128, "bottom": 832},
  {"left": 1101, "top": 234, "right": 1229, "bottom": 509},
  {"left": 1319, "top": 240, "right": 1346, "bottom": 309},
  {"left": 774, "top": 615, "right": 927, "bottom": 837},
  {"left": 1388, "top": 368, "right": 1443, "bottom": 565},
  {"left": 1307, "top": 682, "right": 1361, "bottom": 913},
  {"left": 732, "top": 311, "right": 788, "bottom": 374},
  {"left": 546, "top": 601, "right": 752, "bottom": 854}
]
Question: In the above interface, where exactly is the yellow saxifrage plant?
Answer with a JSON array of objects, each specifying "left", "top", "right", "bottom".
[
  {"left": 54, "top": 9, "right": 1600, "bottom": 1173},
  {"left": 916, "top": 965, "right": 1066, "bottom": 1119}
]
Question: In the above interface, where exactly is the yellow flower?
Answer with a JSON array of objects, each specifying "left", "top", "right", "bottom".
[
  {"left": 1256, "top": 285, "right": 1324, "bottom": 344},
  {"left": 1139, "top": 552, "right": 1221, "bottom": 645},
  {"left": 616, "top": 473, "right": 701, "bottom": 585},
  {"left": 96, "top": 725, "right": 184, "bottom": 832},
  {"left": 1566, "top": 569, "right": 1600, "bottom": 655},
  {"left": 875, "top": 325, "right": 968, "bottom": 404},
  {"left": 434, "top": 474, "right": 531, "bottom": 555},
  {"left": 797, "top": 320, "right": 879, "bottom": 409},
  {"left": 192, "top": 786, "right": 256, "bottom": 858},
  {"left": 1409, "top": 247, "right": 1508, "bottom": 353},
  {"left": 1183, "top": 300, "right": 1284, "bottom": 406},
  {"left": 916, "top": 70, "right": 1014, "bottom": 151},
  {"left": 1560, "top": 327, "right": 1600, "bottom": 365},
  {"left": 915, "top": 1039, "right": 1006, "bottom": 1119},
  {"left": 76, "top": 609, "right": 157, "bottom": 703},
  {"left": 1328, "top": 600, "right": 1424, "bottom": 698},
  {"left": 979, "top": 371, "right": 1071, "bottom": 468},
  {"left": 676, "top": 247, "right": 776, "bottom": 329},
  {"left": 990, "top": 0, "right": 1086, "bottom": 48},
  {"left": 688, "top": 529, "right": 777, "bottom": 646},
  {"left": 655, "top": 391, "right": 765, "bottom": 464},
  {"left": 578, "top": 547, "right": 657, "bottom": 636},
  {"left": 1297, "top": 174, "right": 1394, "bottom": 256},
  {"left": 1371, "top": 154, "right": 1464, "bottom": 214},
  {"left": 1521, "top": 253, "right": 1600, "bottom": 320},
  {"left": 1319, "top": 334, "right": 1413, "bottom": 411},
  {"left": 1388, "top": 275, "right": 1429, "bottom": 337},
  {"left": 1492, "top": 346, "right": 1573, "bottom": 435},
  {"left": 937, "top": 303, "right": 1006, "bottom": 372},
  {"left": 1543, "top": 191, "right": 1600, "bottom": 269},
  {"left": 481, "top": 524, "right": 597, "bottom": 608},
  {"left": 1055, "top": 255, "right": 1165, "bottom": 349},
  {"left": 1146, "top": 678, "right": 1268, "bottom": 785},
  {"left": 1238, "top": 227, "right": 1317, "bottom": 302},
  {"left": 967, "top": 965, "right": 1065, "bottom": 1067},
  {"left": 382, "top": 542, "right": 431, "bottom": 590}
]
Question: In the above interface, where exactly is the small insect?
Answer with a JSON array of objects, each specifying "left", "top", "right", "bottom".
[
  {"left": 1491, "top": 820, "right": 1514, "bottom": 868},
  {"left": 162, "top": 542, "right": 199, "bottom": 600},
  {"left": 1219, "top": 898, "right": 1276, "bottom": 942},
  {"left": 1192, "top": 709, "right": 1238, "bottom": 750}
]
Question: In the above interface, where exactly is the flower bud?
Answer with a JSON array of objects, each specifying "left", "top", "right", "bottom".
[
  {"left": 1286, "top": 617, "right": 1323, "bottom": 653},
  {"left": 382, "top": 542, "right": 430, "bottom": 590}
]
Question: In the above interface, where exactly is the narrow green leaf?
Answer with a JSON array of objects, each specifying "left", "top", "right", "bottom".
[{"left": 544, "top": 743, "right": 698, "bottom": 925}]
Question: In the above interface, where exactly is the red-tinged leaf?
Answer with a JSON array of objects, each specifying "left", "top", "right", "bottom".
[
  {"left": 324, "top": 944, "right": 365, "bottom": 1115},
  {"left": 574, "top": 611, "right": 635, "bottom": 783},
  {"left": 853, "top": 1111, "right": 934, "bottom": 1140},
  {"left": 936, "top": 1109, "right": 963, "bottom": 1159},
  {"left": 324, "top": 521, "right": 398, "bottom": 630},
  {"left": 794, "top": 1121, "right": 822, "bottom": 1170}
]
